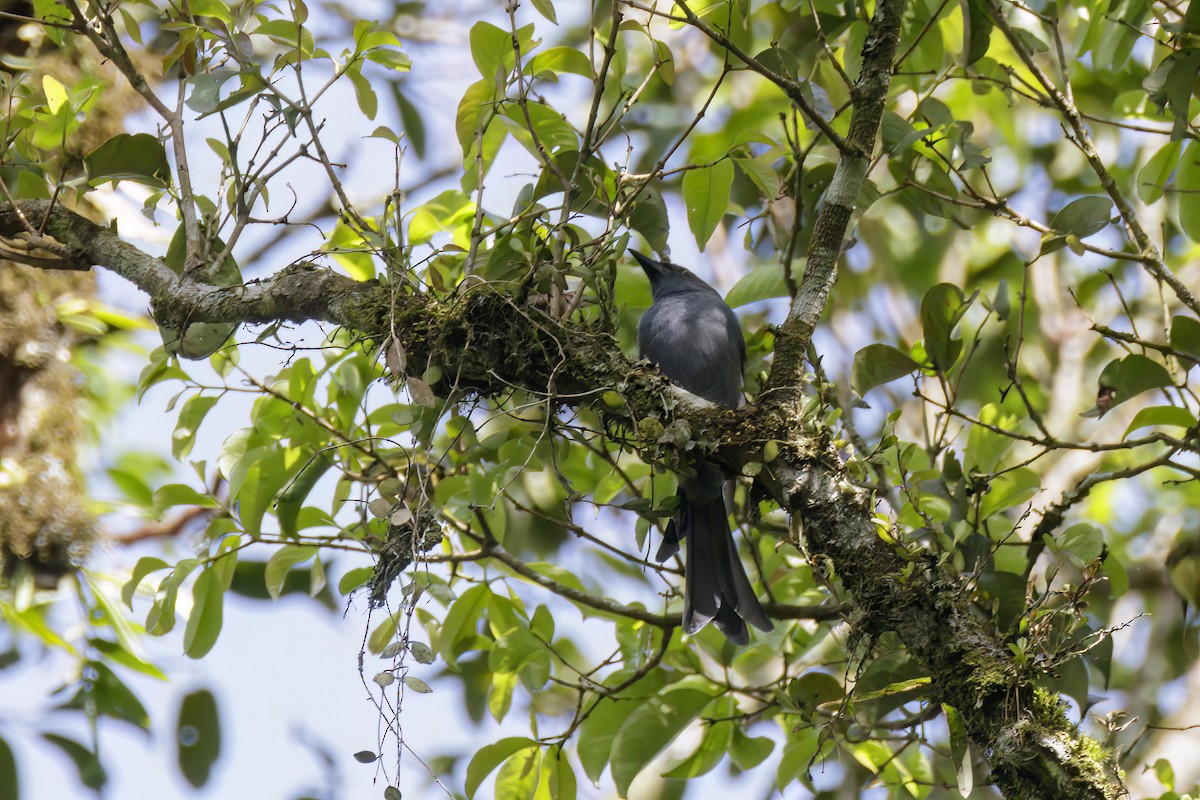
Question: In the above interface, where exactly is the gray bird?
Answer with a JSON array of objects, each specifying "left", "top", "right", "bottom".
[{"left": 632, "top": 249, "right": 773, "bottom": 644}]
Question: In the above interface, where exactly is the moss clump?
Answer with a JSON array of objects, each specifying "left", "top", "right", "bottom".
[{"left": 0, "top": 264, "right": 96, "bottom": 586}]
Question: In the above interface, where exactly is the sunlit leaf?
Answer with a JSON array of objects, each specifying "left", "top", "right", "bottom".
[
  {"left": 264, "top": 545, "right": 319, "bottom": 600},
  {"left": 1138, "top": 140, "right": 1182, "bottom": 204},
  {"left": 726, "top": 262, "right": 791, "bottom": 307},
  {"left": 851, "top": 344, "right": 921, "bottom": 396},
  {"left": 183, "top": 569, "right": 224, "bottom": 658},
  {"left": 465, "top": 737, "right": 537, "bottom": 798},
  {"left": 1123, "top": 405, "right": 1196, "bottom": 439},
  {"left": 682, "top": 160, "right": 734, "bottom": 250},
  {"left": 610, "top": 687, "right": 713, "bottom": 795}
]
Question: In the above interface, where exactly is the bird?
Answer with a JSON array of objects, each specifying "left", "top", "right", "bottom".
[{"left": 632, "top": 249, "right": 774, "bottom": 644}]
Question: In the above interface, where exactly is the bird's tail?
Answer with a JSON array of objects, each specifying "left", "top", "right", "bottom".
[{"left": 659, "top": 492, "right": 773, "bottom": 644}]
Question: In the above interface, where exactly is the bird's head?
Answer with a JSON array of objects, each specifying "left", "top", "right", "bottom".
[{"left": 630, "top": 250, "right": 709, "bottom": 296}]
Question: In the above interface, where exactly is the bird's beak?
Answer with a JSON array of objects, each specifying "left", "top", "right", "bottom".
[{"left": 630, "top": 249, "right": 664, "bottom": 277}]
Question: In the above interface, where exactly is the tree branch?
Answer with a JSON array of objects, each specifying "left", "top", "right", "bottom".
[
  {"left": 766, "top": 0, "right": 906, "bottom": 395},
  {"left": 0, "top": 195, "right": 1123, "bottom": 798}
]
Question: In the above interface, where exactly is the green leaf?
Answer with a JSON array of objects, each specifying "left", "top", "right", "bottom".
[
  {"left": 529, "top": 0, "right": 558, "bottom": 24},
  {"left": 610, "top": 687, "right": 713, "bottom": 795},
  {"left": 1084, "top": 354, "right": 1172, "bottom": 417},
  {"left": 84, "top": 133, "right": 171, "bottom": 188},
  {"left": 362, "top": 47, "right": 411, "bottom": 72},
  {"left": 682, "top": 160, "right": 734, "bottom": 250},
  {"left": 527, "top": 46, "right": 590, "bottom": 78},
  {"left": 979, "top": 467, "right": 1040, "bottom": 517},
  {"left": 146, "top": 559, "right": 200, "bottom": 636},
  {"left": 726, "top": 262, "right": 791, "bottom": 307},
  {"left": 733, "top": 152, "right": 782, "bottom": 197},
  {"left": 368, "top": 613, "right": 399, "bottom": 655},
  {"left": 346, "top": 65, "right": 378, "bottom": 120},
  {"left": 255, "top": 19, "right": 314, "bottom": 53},
  {"left": 108, "top": 467, "right": 154, "bottom": 508},
  {"left": 920, "top": 283, "right": 975, "bottom": 371},
  {"left": 1152, "top": 757, "right": 1176, "bottom": 791},
  {"left": 1123, "top": 405, "right": 1197, "bottom": 439},
  {"left": 83, "top": 571, "right": 149, "bottom": 673},
  {"left": 455, "top": 78, "right": 499, "bottom": 156},
  {"left": 0, "top": 602, "right": 72, "bottom": 651},
  {"left": 1170, "top": 315, "right": 1200, "bottom": 361},
  {"left": 1010, "top": 27, "right": 1048, "bottom": 53},
  {"left": 1177, "top": 141, "right": 1200, "bottom": 242},
  {"left": 881, "top": 111, "right": 928, "bottom": 155},
  {"left": 276, "top": 453, "right": 334, "bottom": 538},
  {"left": 189, "top": 0, "right": 232, "bottom": 22},
  {"left": 1048, "top": 195, "right": 1113, "bottom": 238},
  {"left": 465, "top": 737, "right": 537, "bottom": 798},
  {"left": 544, "top": 748, "right": 576, "bottom": 800},
  {"left": 851, "top": 343, "right": 921, "bottom": 396},
  {"left": 264, "top": 545, "right": 319, "bottom": 600},
  {"left": 73, "top": 661, "right": 150, "bottom": 728},
  {"left": 629, "top": 190, "right": 670, "bottom": 253},
  {"left": 960, "top": 0, "right": 993, "bottom": 65},
  {"left": 963, "top": 404, "right": 1018, "bottom": 473},
  {"left": 942, "top": 703, "right": 971, "bottom": 795},
  {"left": 228, "top": 446, "right": 294, "bottom": 537},
  {"left": 404, "top": 675, "right": 433, "bottom": 693},
  {"left": 1102, "top": 549, "right": 1129, "bottom": 597},
  {"left": 1145, "top": 50, "right": 1200, "bottom": 136},
  {"left": 122, "top": 556, "right": 171, "bottom": 609},
  {"left": 152, "top": 483, "right": 216, "bottom": 517},
  {"left": 392, "top": 85, "right": 427, "bottom": 158},
  {"left": 41, "top": 734, "right": 106, "bottom": 790},
  {"left": 578, "top": 696, "right": 639, "bottom": 782},
  {"left": 789, "top": 672, "right": 843, "bottom": 707},
  {"left": 489, "top": 625, "right": 550, "bottom": 691},
  {"left": 489, "top": 669, "right": 518, "bottom": 722},
  {"left": 662, "top": 720, "right": 730, "bottom": 779},
  {"left": 338, "top": 566, "right": 374, "bottom": 595},
  {"left": 218, "top": 428, "right": 253, "bottom": 483},
  {"left": 409, "top": 642, "right": 435, "bottom": 664},
  {"left": 172, "top": 395, "right": 219, "bottom": 459},
  {"left": 185, "top": 68, "right": 245, "bottom": 115},
  {"left": 1055, "top": 523, "right": 1105, "bottom": 565},
  {"left": 438, "top": 584, "right": 490, "bottom": 668},
  {"left": 0, "top": 736, "right": 16, "bottom": 800},
  {"left": 1138, "top": 140, "right": 1182, "bottom": 204},
  {"left": 469, "top": 20, "right": 511, "bottom": 82},
  {"left": 499, "top": 101, "right": 578, "bottom": 155},
  {"left": 183, "top": 569, "right": 224, "bottom": 658},
  {"left": 495, "top": 746, "right": 541, "bottom": 799},
  {"left": 88, "top": 638, "right": 166, "bottom": 680},
  {"left": 729, "top": 727, "right": 774, "bottom": 771},
  {"left": 408, "top": 189, "right": 474, "bottom": 244},
  {"left": 775, "top": 729, "right": 820, "bottom": 789}
]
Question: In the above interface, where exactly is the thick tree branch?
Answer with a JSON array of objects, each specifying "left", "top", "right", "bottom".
[
  {"left": 0, "top": 200, "right": 376, "bottom": 329},
  {"left": 0, "top": 197, "right": 1122, "bottom": 798},
  {"left": 766, "top": 0, "right": 905, "bottom": 395}
]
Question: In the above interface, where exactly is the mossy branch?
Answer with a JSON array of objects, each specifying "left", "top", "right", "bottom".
[{"left": 0, "top": 198, "right": 1123, "bottom": 798}]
